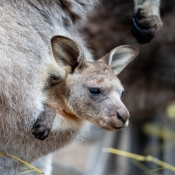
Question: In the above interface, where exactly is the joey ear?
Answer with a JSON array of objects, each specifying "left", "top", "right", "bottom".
[
  {"left": 99, "top": 46, "right": 138, "bottom": 75},
  {"left": 51, "top": 36, "right": 85, "bottom": 72}
]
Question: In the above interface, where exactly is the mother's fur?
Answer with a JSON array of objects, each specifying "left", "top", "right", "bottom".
[{"left": 0, "top": 0, "right": 161, "bottom": 174}]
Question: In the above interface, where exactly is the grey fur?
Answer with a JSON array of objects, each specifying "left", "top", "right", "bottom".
[{"left": 0, "top": 0, "right": 160, "bottom": 174}]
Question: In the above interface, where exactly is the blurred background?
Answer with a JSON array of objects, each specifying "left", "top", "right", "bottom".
[{"left": 52, "top": 0, "right": 175, "bottom": 174}]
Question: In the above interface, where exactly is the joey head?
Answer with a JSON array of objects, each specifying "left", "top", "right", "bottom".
[{"left": 33, "top": 36, "right": 138, "bottom": 140}]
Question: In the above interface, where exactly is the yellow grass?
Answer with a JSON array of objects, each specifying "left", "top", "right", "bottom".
[
  {"left": 103, "top": 148, "right": 175, "bottom": 173},
  {"left": 0, "top": 150, "right": 45, "bottom": 174}
]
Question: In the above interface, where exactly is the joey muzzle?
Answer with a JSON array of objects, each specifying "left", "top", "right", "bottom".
[
  {"left": 106, "top": 107, "right": 130, "bottom": 130},
  {"left": 117, "top": 108, "right": 130, "bottom": 128}
]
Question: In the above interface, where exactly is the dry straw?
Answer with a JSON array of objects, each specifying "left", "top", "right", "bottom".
[
  {"left": 0, "top": 150, "right": 45, "bottom": 174},
  {"left": 103, "top": 148, "right": 175, "bottom": 173}
]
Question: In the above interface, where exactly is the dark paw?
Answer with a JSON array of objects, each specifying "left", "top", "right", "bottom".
[
  {"left": 32, "top": 119, "right": 51, "bottom": 140},
  {"left": 132, "top": 8, "right": 162, "bottom": 44},
  {"left": 32, "top": 104, "right": 56, "bottom": 140}
]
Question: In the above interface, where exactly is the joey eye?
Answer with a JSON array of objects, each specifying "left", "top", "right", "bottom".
[
  {"left": 89, "top": 88, "right": 101, "bottom": 95},
  {"left": 49, "top": 75, "right": 60, "bottom": 86},
  {"left": 51, "top": 75, "right": 59, "bottom": 80}
]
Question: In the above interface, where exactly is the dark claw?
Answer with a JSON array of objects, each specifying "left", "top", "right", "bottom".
[
  {"left": 32, "top": 104, "right": 56, "bottom": 140},
  {"left": 33, "top": 126, "right": 46, "bottom": 136},
  {"left": 33, "top": 122, "right": 41, "bottom": 129},
  {"left": 131, "top": 17, "right": 155, "bottom": 44},
  {"left": 134, "top": 11, "right": 159, "bottom": 30},
  {"left": 39, "top": 131, "right": 49, "bottom": 140}
]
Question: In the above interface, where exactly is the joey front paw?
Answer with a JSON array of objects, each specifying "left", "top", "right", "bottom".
[
  {"left": 132, "top": 8, "right": 162, "bottom": 44},
  {"left": 32, "top": 104, "right": 56, "bottom": 140},
  {"left": 32, "top": 118, "right": 52, "bottom": 140}
]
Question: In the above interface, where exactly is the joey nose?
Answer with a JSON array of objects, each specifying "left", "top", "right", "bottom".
[{"left": 117, "top": 109, "right": 129, "bottom": 124}]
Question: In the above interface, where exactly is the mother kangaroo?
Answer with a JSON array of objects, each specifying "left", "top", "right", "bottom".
[{"left": 0, "top": 0, "right": 161, "bottom": 174}]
